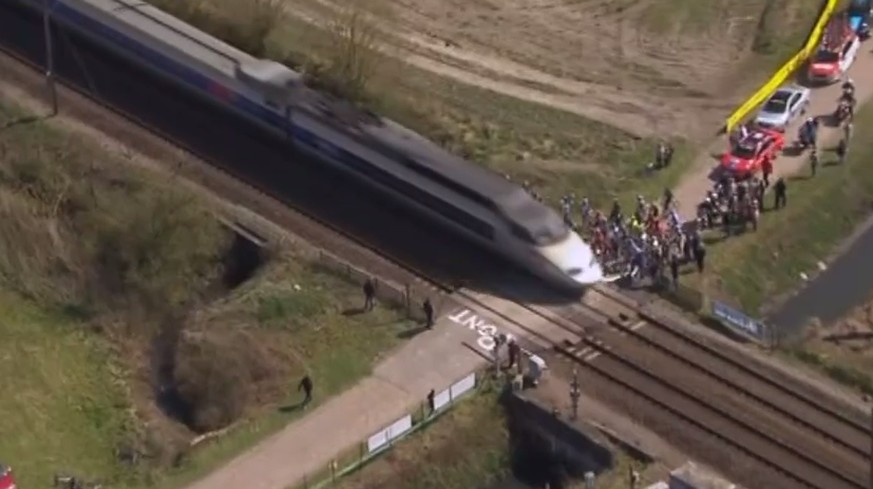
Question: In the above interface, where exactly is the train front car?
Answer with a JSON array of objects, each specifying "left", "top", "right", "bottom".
[
  {"left": 499, "top": 196, "right": 603, "bottom": 293},
  {"left": 537, "top": 229, "right": 604, "bottom": 287}
]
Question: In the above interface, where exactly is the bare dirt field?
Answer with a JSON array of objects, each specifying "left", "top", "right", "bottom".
[{"left": 287, "top": 0, "right": 823, "bottom": 138}]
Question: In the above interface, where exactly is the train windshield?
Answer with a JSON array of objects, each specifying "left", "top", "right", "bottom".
[{"left": 505, "top": 202, "right": 569, "bottom": 246}]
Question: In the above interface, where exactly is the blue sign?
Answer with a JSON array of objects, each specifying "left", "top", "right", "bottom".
[{"left": 711, "top": 301, "right": 766, "bottom": 340}]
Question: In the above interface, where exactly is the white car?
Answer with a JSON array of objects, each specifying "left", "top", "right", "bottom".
[{"left": 754, "top": 86, "right": 811, "bottom": 131}]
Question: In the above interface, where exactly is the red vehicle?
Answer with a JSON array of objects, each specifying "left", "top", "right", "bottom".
[
  {"left": 721, "top": 128, "right": 784, "bottom": 178},
  {"left": 0, "top": 464, "right": 15, "bottom": 489},
  {"left": 807, "top": 13, "right": 860, "bottom": 84}
]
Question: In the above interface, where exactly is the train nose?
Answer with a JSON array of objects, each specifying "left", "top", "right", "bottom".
[{"left": 568, "top": 261, "right": 603, "bottom": 285}]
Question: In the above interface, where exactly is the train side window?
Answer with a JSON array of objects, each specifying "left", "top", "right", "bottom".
[{"left": 352, "top": 155, "right": 494, "bottom": 239}]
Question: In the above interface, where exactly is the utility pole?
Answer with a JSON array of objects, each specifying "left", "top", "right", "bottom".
[
  {"left": 43, "top": 0, "right": 58, "bottom": 115},
  {"left": 570, "top": 368, "right": 581, "bottom": 420}
]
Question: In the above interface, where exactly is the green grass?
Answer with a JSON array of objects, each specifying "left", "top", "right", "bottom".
[
  {"left": 330, "top": 386, "right": 511, "bottom": 489},
  {"left": 785, "top": 348, "right": 873, "bottom": 398},
  {"left": 0, "top": 290, "right": 134, "bottom": 489},
  {"left": 0, "top": 101, "right": 413, "bottom": 488},
  {"left": 684, "top": 103, "right": 873, "bottom": 314},
  {"left": 148, "top": 257, "right": 412, "bottom": 489}
]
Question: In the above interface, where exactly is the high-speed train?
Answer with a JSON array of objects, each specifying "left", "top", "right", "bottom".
[{"left": 13, "top": 0, "right": 605, "bottom": 292}]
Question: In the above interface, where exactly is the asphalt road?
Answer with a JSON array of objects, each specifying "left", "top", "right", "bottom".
[{"left": 768, "top": 213, "right": 873, "bottom": 335}]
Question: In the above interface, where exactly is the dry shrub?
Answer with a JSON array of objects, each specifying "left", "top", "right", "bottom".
[
  {"left": 80, "top": 186, "right": 228, "bottom": 314},
  {"left": 173, "top": 327, "right": 291, "bottom": 432},
  {"left": 0, "top": 112, "right": 230, "bottom": 321},
  {"left": 0, "top": 189, "right": 83, "bottom": 304},
  {"left": 148, "top": 0, "right": 283, "bottom": 57}
]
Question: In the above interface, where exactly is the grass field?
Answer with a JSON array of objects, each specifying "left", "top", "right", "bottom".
[
  {"left": 0, "top": 290, "right": 133, "bottom": 489},
  {"left": 0, "top": 101, "right": 412, "bottom": 488},
  {"left": 682, "top": 101, "right": 873, "bottom": 314}
]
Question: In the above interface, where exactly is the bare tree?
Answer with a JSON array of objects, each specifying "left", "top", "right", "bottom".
[{"left": 319, "top": 0, "right": 388, "bottom": 102}]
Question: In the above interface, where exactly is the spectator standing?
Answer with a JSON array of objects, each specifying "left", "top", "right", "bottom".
[
  {"left": 774, "top": 178, "right": 787, "bottom": 209},
  {"left": 298, "top": 375, "right": 313, "bottom": 407},
  {"left": 761, "top": 157, "right": 773, "bottom": 187},
  {"left": 422, "top": 298, "right": 434, "bottom": 329},
  {"left": 427, "top": 389, "right": 435, "bottom": 414},
  {"left": 694, "top": 241, "right": 706, "bottom": 274},
  {"left": 836, "top": 138, "right": 848, "bottom": 165},
  {"left": 363, "top": 278, "right": 376, "bottom": 311},
  {"left": 669, "top": 253, "right": 680, "bottom": 289}
]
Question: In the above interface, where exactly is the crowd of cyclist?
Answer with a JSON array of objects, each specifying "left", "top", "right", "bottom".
[{"left": 518, "top": 77, "right": 858, "bottom": 285}]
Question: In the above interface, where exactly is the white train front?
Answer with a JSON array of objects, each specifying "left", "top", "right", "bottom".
[{"left": 15, "top": 0, "right": 605, "bottom": 292}]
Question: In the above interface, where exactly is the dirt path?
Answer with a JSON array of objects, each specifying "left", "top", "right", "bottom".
[
  {"left": 671, "top": 45, "right": 873, "bottom": 220},
  {"left": 286, "top": 0, "right": 741, "bottom": 138}
]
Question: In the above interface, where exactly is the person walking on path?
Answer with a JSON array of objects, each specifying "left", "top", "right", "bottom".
[
  {"left": 362, "top": 278, "right": 376, "bottom": 312},
  {"left": 422, "top": 298, "right": 434, "bottom": 329},
  {"left": 298, "top": 375, "right": 313, "bottom": 407}
]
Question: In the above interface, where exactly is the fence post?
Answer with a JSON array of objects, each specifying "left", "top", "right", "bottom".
[{"left": 405, "top": 283, "right": 411, "bottom": 317}]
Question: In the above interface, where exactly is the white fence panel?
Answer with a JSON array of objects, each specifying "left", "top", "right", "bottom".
[
  {"left": 367, "top": 428, "right": 390, "bottom": 454},
  {"left": 433, "top": 388, "right": 451, "bottom": 411},
  {"left": 387, "top": 415, "right": 412, "bottom": 442},
  {"left": 450, "top": 373, "right": 476, "bottom": 400}
]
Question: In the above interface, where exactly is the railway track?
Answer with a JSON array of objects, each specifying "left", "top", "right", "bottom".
[
  {"left": 469, "top": 286, "right": 871, "bottom": 489},
  {"left": 2, "top": 7, "right": 870, "bottom": 489}
]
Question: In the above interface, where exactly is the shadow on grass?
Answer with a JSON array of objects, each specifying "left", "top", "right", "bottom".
[
  {"left": 0, "top": 114, "right": 43, "bottom": 130},
  {"left": 342, "top": 306, "right": 367, "bottom": 316},
  {"left": 278, "top": 401, "right": 308, "bottom": 413},
  {"left": 397, "top": 325, "right": 429, "bottom": 339}
]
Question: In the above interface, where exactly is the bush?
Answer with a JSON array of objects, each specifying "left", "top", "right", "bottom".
[
  {"left": 0, "top": 107, "right": 230, "bottom": 320},
  {"left": 148, "top": 0, "right": 283, "bottom": 57},
  {"left": 173, "top": 327, "right": 290, "bottom": 432}
]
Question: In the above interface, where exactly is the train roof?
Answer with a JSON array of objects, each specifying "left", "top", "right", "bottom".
[
  {"left": 89, "top": 0, "right": 246, "bottom": 75},
  {"left": 294, "top": 90, "right": 567, "bottom": 241}
]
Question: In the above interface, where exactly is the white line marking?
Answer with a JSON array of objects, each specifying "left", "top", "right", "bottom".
[
  {"left": 585, "top": 351, "right": 601, "bottom": 362},
  {"left": 631, "top": 321, "right": 646, "bottom": 331}
]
